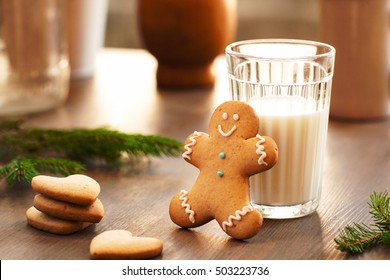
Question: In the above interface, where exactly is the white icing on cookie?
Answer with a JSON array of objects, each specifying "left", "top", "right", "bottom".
[
  {"left": 182, "top": 131, "right": 201, "bottom": 160},
  {"left": 179, "top": 190, "right": 195, "bottom": 223},
  {"left": 218, "top": 125, "right": 237, "bottom": 137},
  {"left": 255, "top": 134, "right": 268, "bottom": 166},
  {"left": 222, "top": 112, "right": 228, "bottom": 120},
  {"left": 222, "top": 205, "right": 254, "bottom": 232}
]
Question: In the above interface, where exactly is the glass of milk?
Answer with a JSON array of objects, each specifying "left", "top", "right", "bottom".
[{"left": 226, "top": 39, "right": 335, "bottom": 219}]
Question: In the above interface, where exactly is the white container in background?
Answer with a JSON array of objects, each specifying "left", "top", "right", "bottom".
[{"left": 67, "top": 0, "right": 108, "bottom": 79}]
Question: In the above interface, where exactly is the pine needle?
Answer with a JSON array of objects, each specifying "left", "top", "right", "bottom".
[
  {"left": 334, "top": 223, "right": 382, "bottom": 254},
  {"left": 0, "top": 158, "right": 39, "bottom": 185},
  {"left": 368, "top": 191, "right": 390, "bottom": 231},
  {"left": 0, "top": 157, "right": 86, "bottom": 185},
  {"left": 334, "top": 191, "right": 390, "bottom": 254},
  {"left": 0, "top": 120, "right": 183, "bottom": 185}
]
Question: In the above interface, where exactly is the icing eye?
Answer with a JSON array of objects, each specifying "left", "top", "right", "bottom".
[
  {"left": 233, "top": 114, "right": 240, "bottom": 121},
  {"left": 222, "top": 112, "right": 228, "bottom": 120}
]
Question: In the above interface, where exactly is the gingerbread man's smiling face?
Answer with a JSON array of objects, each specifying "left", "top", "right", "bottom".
[{"left": 209, "top": 101, "right": 259, "bottom": 140}]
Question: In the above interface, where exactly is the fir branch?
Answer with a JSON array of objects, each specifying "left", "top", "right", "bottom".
[
  {"left": 0, "top": 158, "right": 39, "bottom": 185},
  {"left": 334, "top": 191, "right": 390, "bottom": 254},
  {"left": 0, "top": 157, "right": 86, "bottom": 185},
  {"left": 334, "top": 223, "right": 383, "bottom": 254},
  {"left": 0, "top": 126, "right": 183, "bottom": 163},
  {"left": 368, "top": 191, "right": 390, "bottom": 231},
  {"left": 0, "top": 120, "right": 183, "bottom": 185},
  {"left": 30, "top": 157, "right": 86, "bottom": 176}
]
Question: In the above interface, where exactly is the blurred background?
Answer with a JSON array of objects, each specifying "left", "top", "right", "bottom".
[
  {"left": 1, "top": 0, "right": 388, "bottom": 119},
  {"left": 105, "top": 0, "right": 319, "bottom": 48}
]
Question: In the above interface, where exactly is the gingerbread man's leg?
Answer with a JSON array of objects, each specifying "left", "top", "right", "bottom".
[
  {"left": 169, "top": 190, "right": 213, "bottom": 229},
  {"left": 215, "top": 204, "right": 263, "bottom": 240}
]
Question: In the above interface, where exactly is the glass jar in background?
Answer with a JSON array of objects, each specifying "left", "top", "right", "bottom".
[{"left": 0, "top": 0, "right": 70, "bottom": 116}]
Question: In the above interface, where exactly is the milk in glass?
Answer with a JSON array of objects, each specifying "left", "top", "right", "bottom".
[
  {"left": 226, "top": 39, "right": 335, "bottom": 218},
  {"left": 249, "top": 96, "right": 329, "bottom": 217}
]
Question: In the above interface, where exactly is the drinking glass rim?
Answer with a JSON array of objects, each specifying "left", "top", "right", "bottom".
[{"left": 226, "top": 39, "right": 336, "bottom": 60}]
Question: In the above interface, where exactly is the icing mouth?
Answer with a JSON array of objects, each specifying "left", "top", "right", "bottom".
[{"left": 218, "top": 124, "right": 237, "bottom": 137}]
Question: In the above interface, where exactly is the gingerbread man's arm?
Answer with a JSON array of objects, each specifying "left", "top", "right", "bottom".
[
  {"left": 182, "top": 131, "right": 209, "bottom": 168},
  {"left": 242, "top": 134, "right": 278, "bottom": 176}
]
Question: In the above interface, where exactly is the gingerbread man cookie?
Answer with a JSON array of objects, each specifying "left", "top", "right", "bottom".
[{"left": 169, "top": 101, "right": 278, "bottom": 240}]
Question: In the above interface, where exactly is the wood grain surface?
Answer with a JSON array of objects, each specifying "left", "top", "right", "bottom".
[{"left": 0, "top": 49, "right": 389, "bottom": 260}]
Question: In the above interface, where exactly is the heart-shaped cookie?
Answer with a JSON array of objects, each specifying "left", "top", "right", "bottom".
[
  {"left": 26, "top": 206, "right": 92, "bottom": 235},
  {"left": 90, "top": 230, "right": 163, "bottom": 260},
  {"left": 32, "top": 174, "right": 100, "bottom": 206},
  {"left": 34, "top": 194, "right": 104, "bottom": 223}
]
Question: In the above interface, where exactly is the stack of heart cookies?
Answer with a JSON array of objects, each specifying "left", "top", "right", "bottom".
[{"left": 26, "top": 174, "right": 104, "bottom": 235}]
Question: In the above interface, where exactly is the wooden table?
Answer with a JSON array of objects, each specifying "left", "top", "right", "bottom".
[{"left": 0, "top": 48, "right": 389, "bottom": 260}]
